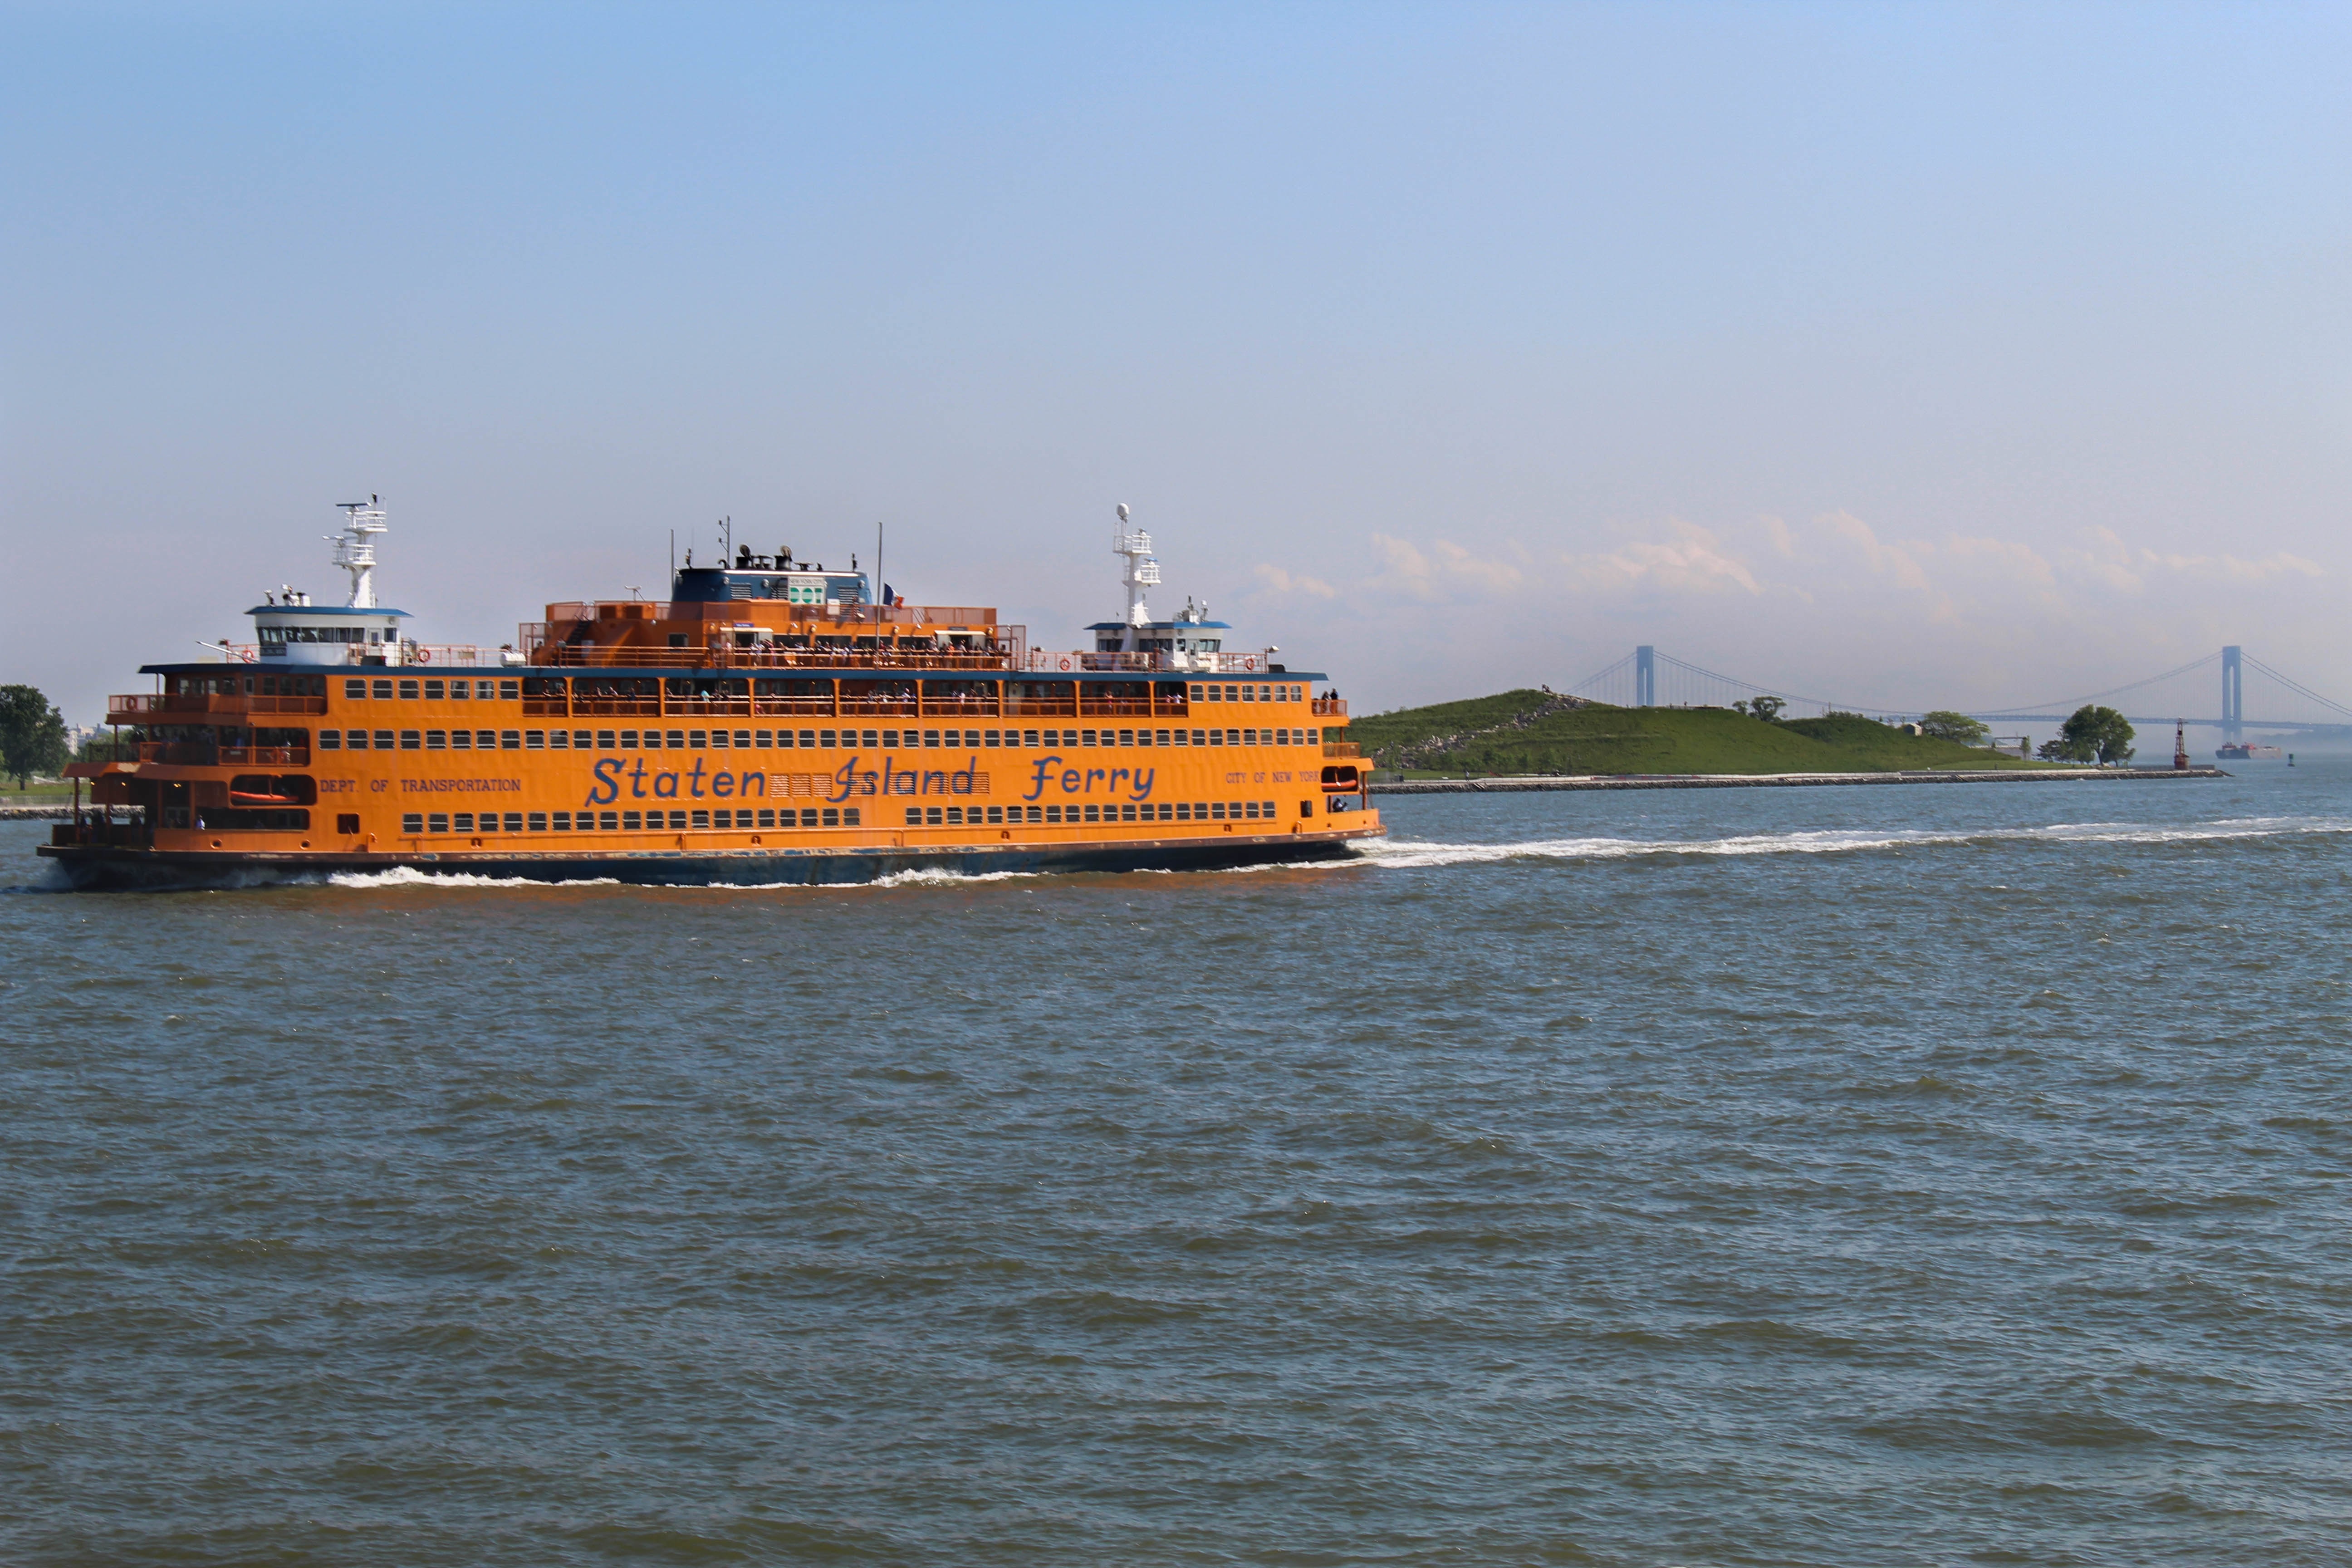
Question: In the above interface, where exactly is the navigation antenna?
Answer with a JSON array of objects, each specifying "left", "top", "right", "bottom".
[
  {"left": 328, "top": 495, "right": 387, "bottom": 608},
  {"left": 1112, "top": 502, "right": 1160, "bottom": 653}
]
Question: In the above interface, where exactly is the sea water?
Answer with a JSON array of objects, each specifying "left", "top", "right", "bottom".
[{"left": 4, "top": 764, "right": 2349, "bottom": 1565}]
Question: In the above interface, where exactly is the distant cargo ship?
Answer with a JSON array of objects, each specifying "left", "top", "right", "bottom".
[
  {"left": 2214, "top": 742, "right": 2286, "bottom": 760},
  {"left": 46, "top": 503, "right": 1378, "bottom": 888}
]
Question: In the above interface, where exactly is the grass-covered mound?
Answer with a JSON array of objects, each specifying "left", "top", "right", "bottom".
[{"left": 1347, "top": 690, "right": 2053, "bottom": 776}]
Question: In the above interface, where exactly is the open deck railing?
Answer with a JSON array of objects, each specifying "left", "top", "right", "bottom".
[{"left": 110, "top": 693, "right": 330, "bottom": 719}]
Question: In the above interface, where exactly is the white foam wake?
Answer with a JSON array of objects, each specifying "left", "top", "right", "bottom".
[{"left": 1352, "top": 815, "right": 2352, "bottom": 869}]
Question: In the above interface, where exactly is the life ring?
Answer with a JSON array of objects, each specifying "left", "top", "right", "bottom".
[
  {"left": 1243, "top": 656, "right": 1258, "bottom": 671},
  {"left": 1058, "top": 656, "right": 1073, "bottom": 671},
  {"left": 413, "top": 647, "right": 432, "bottom": 664}
]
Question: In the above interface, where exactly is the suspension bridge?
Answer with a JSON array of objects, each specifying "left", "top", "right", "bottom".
[{"left": 1565, "top": 645, "right": 2352, "bottom": 743}]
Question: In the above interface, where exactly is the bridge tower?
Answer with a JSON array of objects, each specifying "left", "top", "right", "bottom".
[
  {"left": 1635, "top": 645, "right": 1656, "bottom": 707},
  {"left": 2221, "top": 645, "right": 2243, "bottom": 745}
]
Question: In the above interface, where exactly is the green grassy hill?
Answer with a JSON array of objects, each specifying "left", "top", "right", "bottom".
[{"left": 1346, "top": 691, "right": 2055, "bottom": 776}]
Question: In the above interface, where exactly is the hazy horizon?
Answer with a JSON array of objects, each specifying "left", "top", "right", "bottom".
[{"left": 5, "top": 3, "right": 2348, "bottom": 726}]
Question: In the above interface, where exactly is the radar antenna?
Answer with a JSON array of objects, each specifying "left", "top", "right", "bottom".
[{"left": 327, "top": 495, "right": 388, "bottom": 608}]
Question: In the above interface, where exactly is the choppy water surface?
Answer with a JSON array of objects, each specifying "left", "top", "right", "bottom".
[{"left": 6, "top": 765, "right": 2352, "bottom": 1565}]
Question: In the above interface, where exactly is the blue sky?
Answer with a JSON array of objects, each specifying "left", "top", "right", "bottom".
[{"left": 5, "top": 3, "right": 2348, "bottom": 721}]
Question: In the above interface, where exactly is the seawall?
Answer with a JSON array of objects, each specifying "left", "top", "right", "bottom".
[{"left": 1370, "top": 767, "right": 2231, "bottom": 794}]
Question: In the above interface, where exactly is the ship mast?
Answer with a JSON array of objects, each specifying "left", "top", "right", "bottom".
[
  {"left": 1112, "top": 503, "right": 1160, "bottom": 653},
  {"left": 330, "top": 496, "right": 388, "bottom": 608}
]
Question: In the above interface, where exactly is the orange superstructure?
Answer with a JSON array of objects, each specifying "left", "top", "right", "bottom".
[{"left": 45, "top": 505, "right": 1378, "bottom": 888}]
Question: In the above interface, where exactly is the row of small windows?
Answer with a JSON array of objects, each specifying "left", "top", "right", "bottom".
[
  {"left": 341, "top": 679, "right": 1304, "bottom": 706},
  {"left": 345, "top": 678, "right": 521, "bottom": 701},
  {"left": 392, "top": 801, "right": 1299, "bottom": 835},
  {"left": 402, "top": 808, "right": 864, "bottom": 834},
  {"left": 905, "top": 800, "right": 1294, "bottom": 826},
  {"left": 323, "top": 725, "right": 1327, "bottom": 752}
]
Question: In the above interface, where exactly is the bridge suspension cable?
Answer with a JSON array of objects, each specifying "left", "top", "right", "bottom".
[{"left": 1979, "top": 651, "right": 2220, "bottom": 718}]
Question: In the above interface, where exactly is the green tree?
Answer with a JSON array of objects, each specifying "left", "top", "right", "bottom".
[
  {"left": 1747, "top": 695, "right": 1786, "bottom": 722},
  {"left": 0, "top": 686, "right": 69, "bottom": 789},
  {"left": 1919, "top": 710, "right": 1989, "bottom": 746},
  {"left": 2048, "top": 704, "right": 2133, "bottom": 765}
]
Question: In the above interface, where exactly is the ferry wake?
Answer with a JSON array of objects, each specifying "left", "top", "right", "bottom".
[{"left": 43, "top": 503, "right": 1378, "bottom": 889}]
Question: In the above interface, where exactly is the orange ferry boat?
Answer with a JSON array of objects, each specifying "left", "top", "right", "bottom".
[{"left": 46, "top": 503, "right": 1378, "bottom": 888}]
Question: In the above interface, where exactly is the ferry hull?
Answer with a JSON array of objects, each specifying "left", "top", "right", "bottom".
[{"left": 36, "top": 828, "right": 1377, "bottom": 891}]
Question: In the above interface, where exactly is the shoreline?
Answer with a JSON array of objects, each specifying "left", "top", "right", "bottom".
[{"left": 1371, "top": 767, "right": 2231, "bottom": 794}]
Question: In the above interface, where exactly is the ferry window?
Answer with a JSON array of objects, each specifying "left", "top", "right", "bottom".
[
  {"left": 1120, "top": 804, "right": 1137, "bottom": 821},
  {"left": 689, "top": 730, "right": 707, "bottom": 749},
  {"left": 1118, "top": 729, "right": 1134, "bottom": 746},
  {"left": 1209, "top": 803, "right": 1225, "bottom": 819},
  {"left": 794, "top": 808, "right": 813, "bottom": 826},
  {"left": 1206, "top": 730, "right": 1222, "bottom": 746},
  {"left": 1137, "top": 730, "right": 1155, "bottom": 747},
  {"left": 1299, "top": 799, "right": 1313, "bottom": 818},
  {"left": 668, "top": 634, "right": 688, "bottom": 648},
  {"left": 663, "top": 730, "right": 684, "bottom": 749},
  {"left": 1016, "top": 730, "right": 1034, "bottom": 747},
  {"left": 525, "top": 731, "right": 544, "bottom": 749},
  {"left": 398, "top": 680, "right": 420, "bottom": 700},
  {"left": 754, "top": 730, "right": 772, "bottom": 748},
  {"left": 922, "top": 806, "right": 941, "bottom": 825},
  {"left": 504, "top": 813, "right": 523, "bottom": 832},
  {"left": 551, "top": 731, "right": 570, "bottom": 750},
  {"left": 1158, "top": 803, "right": 1174, "bottom": 820},
  {"left": 450, "top": 680, "right": 469, "bottom": 699},
  {"left": 1080, "top": 804, "right": 1098, "bottom": 822},
  {"left": 601, "top": 811, "right": 619, "bottom": 830},
  {"left": 528, "top": 813, "right": 547, "bottom": 831},
  {"left": 1308, "top": 728, "right": 1321, "bottom": 745},
  {"left": 402, "top": 813, "right": 423, "bottom": 833},
  {"left": 456, "top": 813, "right": 476, "bottom": 832},
  {"left": 372, "top": 679, "right": 394, "bottom": 699},
  {"left": 735, "top": 730, "right": 753, "bottom": 748},
  {"left": 1044, "top": 805, "right": 1062, "bottom": 823},
  {"left": 427, "top": 813, "right": 449, "bottom": 833},
  {"left": 1175, "top": 803, "right": 1190, "bottom": 820},
  {"left": 1188, "top": 684, "right": 1204, "bottom": 702},
  {"left": 1190, "top": 730, "right": 1207, "bottom": 746},
  {"left": 320, "top": 730, "right": 342, "bottom": 750},
  {"left": 880, "top": 730, "right": 899, "bottom": 749},
  {"left": 987, "top": 806, "right": 1004, "bottom": 824},
  {"left": 817, "top": 729, "right": 835, "bottom": 749},
  {"left": 426, "top": 730, "right": 447, "bottom": 750},
  {"left": 984, "top": 729, "right": 1000, "bottom": 747},
  {"left": 617, "top": 730, "right": 636, "bottom": 748},
  {"left": 450, "top": 730, "right": 470, "bottom": 750},
  {"left": 947, "top": 807, "right": 965, "bottom": 825},
  {"left": 843, "top": 808, "right": 860, "bottom": 826},
  {"left": 1240, "top": 686, "right": 1253, "bottom": 703},
  {"left": 904, "top": 807, "right": 921, "bottom": 826},
  {"left": 398, "top": 730, "right": 421, "bottom": 750},
  {"left": 423, "top": 680, "right": 444, "bottom": 700},
  {"left": 343, "top": 679, "right": 365, "bottom": 699},
  {"left": 758, "top": 809, "right": 777, "bottom": 827},
  {"left": 553, "top": 812, "right": 571, "bottom": 831},
  {"left": 1244, "top": 801, "right": 1259, "bottom": 819},
  {"left": 498, "top": 730, "right": 519, "bottom": 750},
  {"left": 337, "top": 813, "right": 360, "bottom": 834},
  {"left": 499, "top": 681, "right": 519, "bottom": 700},
  {"left": 861, "top": 730, "right": 879, "bottom": 749},
  {"left": 1022, "top": 806, "right": 1041, "bottom": 823},
  {"left": 691, "top": 810, "right": 710, "bottom": 828},
  {"left": 622, "top": 810, "right": 641, "bottom": 829}
]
